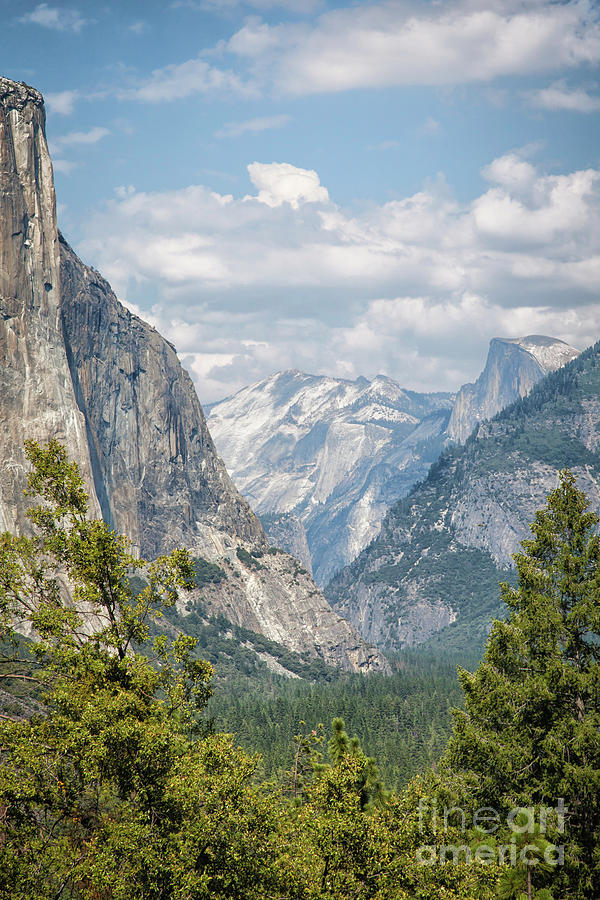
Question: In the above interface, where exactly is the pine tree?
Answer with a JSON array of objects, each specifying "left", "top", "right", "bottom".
[{"left": 447, "top": 470, "right": 600, "bottom": 898}]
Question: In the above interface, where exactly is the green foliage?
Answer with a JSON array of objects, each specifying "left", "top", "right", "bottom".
[
  {"left": 3, "top": 441, "right": 599, "bottom": 898},
  {"left": 190, "top": 556, "right": 226, "bottom": 586},
  {"left": 236, "top": 545, "right": 265, "bottom": 570},
  {"left": 0, "top": 441, "right": 287, "bottom": 899},
  {"left": 446, "top": 470, "right": 600, "bottom": 899},
  {"left": 209, "top": 650, "right": 470, "bottom": 791}
]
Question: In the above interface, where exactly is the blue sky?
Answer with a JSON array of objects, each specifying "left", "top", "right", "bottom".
[{"left": 3, "top": 0, "right": 600, "bottom": 401}]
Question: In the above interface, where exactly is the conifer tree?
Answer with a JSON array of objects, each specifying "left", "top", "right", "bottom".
[{"left": 448, "top": 470, "right": 600, "bottom": 899}]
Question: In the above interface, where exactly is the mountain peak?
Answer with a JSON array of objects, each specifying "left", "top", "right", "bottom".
[{"left": 447, "top": 334, "right": 579, "bottom": 444}]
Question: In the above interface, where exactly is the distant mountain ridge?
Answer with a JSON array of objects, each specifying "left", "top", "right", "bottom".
[
  {"left": 326, "top": 341, "right": 600, "bottom": 653},
  {"left": 207, "top": 336, "right": 579, "bottom": 584}
]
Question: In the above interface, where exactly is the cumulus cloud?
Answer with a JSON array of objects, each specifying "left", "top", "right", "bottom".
[
  {"left": 215, "top": 114, "right": 291, "bottom": 139},
  {"left": 172, "top": 0, "right": 321, "bottom": 11},
  {"left": 77, "top": 151, "right": 600, "bottom": 402},
  {"left": 226, "top": 0, "right": 600, "bottom": 94},
  {"left": 330, "top": 293, "right": 597, "bottom": 389},
  {"left": 246, "top": 161, "right": 329, "bottom": 208},
  {"left": 45, "top": 90, "right": 79, "bottom": 116},
  {"left": 114, "top": 0, "right": 600, "bottom": 104},
  {"left": 18, "top": 3, "right": 88, "bottom": 32},
  {"left": 525, "top": 79, "right": 600, "bottom": 112},
  {"left": 481, "top": 152, "right": 538, "bottom": 191}
]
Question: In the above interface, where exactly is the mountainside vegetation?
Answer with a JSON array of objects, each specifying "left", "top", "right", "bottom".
[{"left": 208, "top": 651, "right": 470, "bottom": 792}]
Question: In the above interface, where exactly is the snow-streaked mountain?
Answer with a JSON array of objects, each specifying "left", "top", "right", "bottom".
[
  {"left": 207, "top": 337, "right": 580, "bottom": 587},
  {"left": 447, "top": 335, "right": 580, "bottom": 444},
  {"left": 206, "top": 372, "right": 455, "bottom": 584}
]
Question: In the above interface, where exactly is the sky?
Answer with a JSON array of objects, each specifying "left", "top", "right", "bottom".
[{"left": 2, "top": 0, "right": 600, "bottom": 402}]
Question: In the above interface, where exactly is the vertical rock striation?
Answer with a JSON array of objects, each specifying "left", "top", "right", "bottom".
[
  {"left": 446, "top": 336, "right": 579, "bottom": 444},
  {"left": 0, "top": 78, "right": 99, "bottom": 530},
  {"left": 59, "top": 235, "right": 264, "bottom": 559}
]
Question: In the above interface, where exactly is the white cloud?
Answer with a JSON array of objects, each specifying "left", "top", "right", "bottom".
[
  {"left": 77, "top": 152, "right": 600, "bottom": 401},
  {"left": 50, "top": 126, "right": 110, "bottom": 152},
  {"left": 113, "top": 0, "right": 600, "bottom": 108},
  {"left": 418, "top": 117, "right": 442, "bottom": 136},
  {"left": 172, "top": 0, "right": 320, "bottom": 11},
  {"left": 330, "top": 293, "right": 596, "bottom": 388},
  {"left": 473, "top": 167, "right": 600, "bottom": 247},
  {"left": 45, "top": 90, "right": 78, "bottom": 115},
  {"left": 481, "top": 152, "right": 537, "bottom": 191},
  {"left": 18, "top": 3, "right": 88, "bottom": 32},
  {"left": 129, "top": 21, "right": 148, "bottom": 35},
  {"left": 52, "top": 159, "right": 78, "bottom": 175},
  {"left": 246, "top": 161, "right": 329, "bottom": 208},
  {"left": 120, "top": 57, "right": 254, "bottom": 102},
  {"left": 526, "top": 79, "right": 600, "bottom": 112},
  {"left": 226, "top": 0, "right": 600, "bottom": 94},
  {"left": 215, "top": 114, "right": 291, "bottom": 139}
]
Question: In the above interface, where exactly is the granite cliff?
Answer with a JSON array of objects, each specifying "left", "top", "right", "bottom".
[
  {"left": 447, "top": 335, "right": 580, "bottom": 444},
  {"left": 0, "top": 76, "right": 386, "bottom": 674},
  {"left": 0, "top": 78, "right": 100, "bottom": 531},
  {"left": 326, "top": 343, "right": 600, "bottom": 653}
]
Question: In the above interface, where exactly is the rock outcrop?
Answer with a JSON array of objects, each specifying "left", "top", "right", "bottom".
[
  {"left": 260, "top": 512, "right": 314, "bottom": 576},
  {"left": 59, "top": 235, "right": 263, "bottom": 560},
  {"left": 209, "top": 338, "right": 579, "bottom": 585},
  {"left": 446, "top": 336, "right": 579, "bottom": 444},
  {"left": 0, "top": 77, "right": 100, "bottom": 531},
  {"left": 0, "top": 77, "right": 387, "bottom": 674}
]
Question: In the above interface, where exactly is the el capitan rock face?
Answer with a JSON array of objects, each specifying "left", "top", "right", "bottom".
[
  {"left": 0, "top": 77, "right": 386, "bottom": 674},
  {"left": 59, "top": 234, "right": 263, "bottom": 560},
  {"left": 0, "top": 77, "right": 101, "bottom": 530}
]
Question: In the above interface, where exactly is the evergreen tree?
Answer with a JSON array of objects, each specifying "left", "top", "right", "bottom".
[{"left": 447, "top": 470, "right": 600, "bottom": 898}]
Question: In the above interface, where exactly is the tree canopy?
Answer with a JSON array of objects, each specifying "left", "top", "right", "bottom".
[{"left": 0, "top": 445, "right": 598, "bottom": 898}]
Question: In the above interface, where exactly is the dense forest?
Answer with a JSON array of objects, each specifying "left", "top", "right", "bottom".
[
  {"left": 207, "top": 653, "right": 471, "bottom": 791},
  {"left": 0, "top": 441, "right": 598, "bottom": 898}
]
